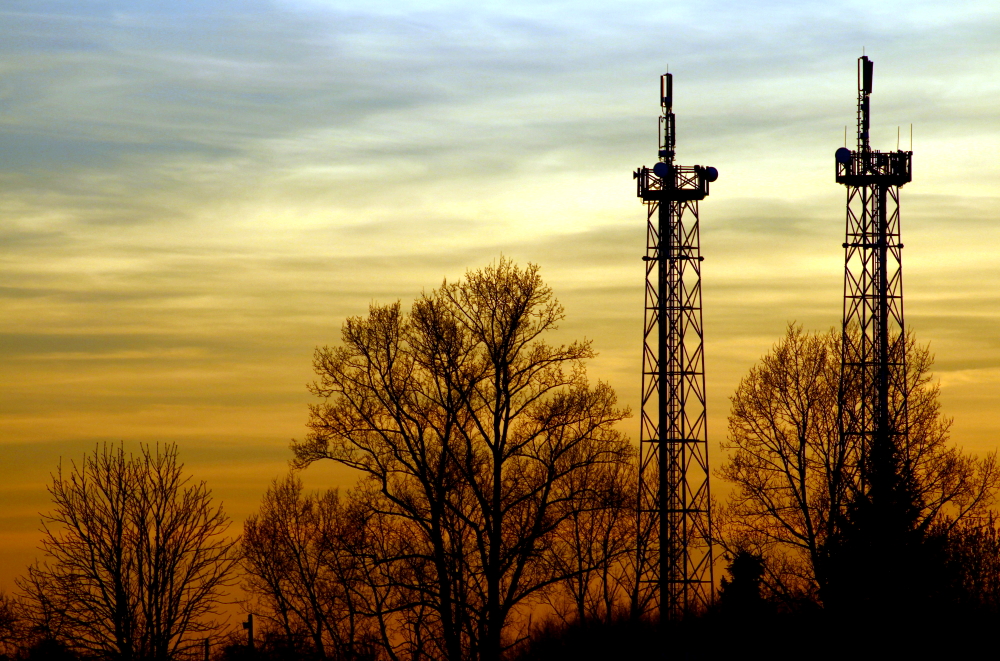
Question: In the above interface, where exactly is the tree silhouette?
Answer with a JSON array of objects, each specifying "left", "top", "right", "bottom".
[
  {"left": 543, "top": 451, "right": 646, "bottom": 624},
  {"left": 717, "top": 325, "right": 999, "bottom": 606},
  {"left": 0, "top": 592, "right": 24, "bottom": 660},
  {"left": 18, "top": 443, "right": 237, "bottom": 661},
  {"left": 291, "top": 259, "right": 631, "bottom": 661},
  {"left": 717, "top": 551, "right": 767, "bottom": 616},
  {"left": 242, "top": 475, "right": 379, "bottom": 659}
]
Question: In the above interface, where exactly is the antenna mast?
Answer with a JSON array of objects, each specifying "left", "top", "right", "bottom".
[
  {"left": 634, "top": 73, "right": 717, "bottom": 621},
  {"left": 834, "top": 55, "right": 913, "bottom": 605}
]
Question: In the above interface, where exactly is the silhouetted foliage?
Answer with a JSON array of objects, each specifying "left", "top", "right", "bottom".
[
  {"left": 511, "top": 609, "right": 842, "bottom": 661},
  {"left": 717, "top": 325, "right": 1000, "bottom": 609},
  {"left": 933, "top": 514, "right": 1000, "bottom": 611},
  {"left": 821, "top": 465, "right": 928, "bottom": 616},
  {"left": 23, "top": 637, "right": 81, "bottom": 661},
  {"left": 241, "top": 475, "right": 383, "bottom": 661},
  {"left": 290, "top": 259, "right": 631, "bottom": 661},
  {"left": 511, "top": 617, "right": 662, "bottom": 661},
  {"left": 17, "top": 443, "right": 237, "bottom": 661},
  {"left": 717, "top": 551, "right": 768, "bottom": 616},
  {"left": 542, "top": 454, "right": 646, "bottom": 624},
  {"left": 0, "top": 592, "right": 28, "bottom": 661},
  {"left": 215, "top": 611, "right": 382, "bottom": 661}
]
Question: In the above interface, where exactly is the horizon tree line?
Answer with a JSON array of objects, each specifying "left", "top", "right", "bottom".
[{"left": 3, "top": 260, "right": 999, "bottom": 660}]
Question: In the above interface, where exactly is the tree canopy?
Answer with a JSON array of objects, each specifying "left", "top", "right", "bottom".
[
  {"left": 717, "top": 325, "right": 999, "bottom": 606},
  {"left": 18, "top": 443, "right": 237, "bottom": 661},
  {"left": 290, "top": 259, "right": 631, "bottom": 661}
]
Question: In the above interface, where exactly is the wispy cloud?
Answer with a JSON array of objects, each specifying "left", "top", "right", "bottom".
[{"left": 2, "top": 0, "right": 1000, "bottom": 589}]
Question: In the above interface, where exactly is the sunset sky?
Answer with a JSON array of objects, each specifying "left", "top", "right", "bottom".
[{"left": 3, "top": 0, "right": 1000, "bottom": 593}]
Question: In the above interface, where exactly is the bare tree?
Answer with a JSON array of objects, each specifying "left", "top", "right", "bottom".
[
  {"left": 0, "top": 591, "right": 24, "bottom": 658},
  {"left": 717, "top": 325, "right": 1000, "bottom": 604},
  {"left": 18, "top": 443, "right": 237, "bottom": 660},
  {"left": 242, "top": 474, "right": 379, "bottom": 659},
  {"left": 544, "top": 451, "right": 642, "bottom": 624},
  {"left": 291, "top": 259, "right": 631, "bottom": 661},
  {"left": 935, "top": 514, "right": 1000, "bottom": 611}
]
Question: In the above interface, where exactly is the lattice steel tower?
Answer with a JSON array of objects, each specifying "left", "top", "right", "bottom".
[
  {"left": 835, "top": 56, "right": 912, "bottom": 538},
  {"left": 633, "top": 73, "right": 717, "bottom": 620}
]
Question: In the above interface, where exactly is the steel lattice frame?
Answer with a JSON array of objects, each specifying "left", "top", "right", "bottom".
[
  {"left": 634, "top": 74, "right": 715, "bottom": 621},
  {"left": 836, "top": 56, "right": 912, "bottom": 509}
]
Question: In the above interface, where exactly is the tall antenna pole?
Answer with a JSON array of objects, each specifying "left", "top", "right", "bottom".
[
  {"left": 634, "top": 73, "right": 717, "bottom": 621},
  {"left": 834, "top": 55, "right": 912, "bottom": 602}
]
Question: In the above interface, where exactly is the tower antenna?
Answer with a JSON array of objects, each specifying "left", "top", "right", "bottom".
[
  {"left": 633, "top": 72, "right": 717, "bottom": 621},
  {"left": 833, "top": 54, "right": 913, "bottom": 610}
]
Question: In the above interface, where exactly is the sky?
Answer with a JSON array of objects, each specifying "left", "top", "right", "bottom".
[{"left": 3, "top": 0, "right": 1000, "bottom": 594}]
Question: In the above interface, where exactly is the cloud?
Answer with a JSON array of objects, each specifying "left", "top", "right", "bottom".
[{"left": 3, "top": 0, "right": 1000, "bottom": 593}]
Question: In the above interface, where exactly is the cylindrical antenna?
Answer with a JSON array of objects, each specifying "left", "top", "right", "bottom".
[
  {"left": 858, "top": 56, "right": 873, "bottom": 151},
  {"left": 661, "top": 73, "right": 673, "bottom": 110},
  {"left": 659, "top": 73, "right": 676, "bottom": 164}
]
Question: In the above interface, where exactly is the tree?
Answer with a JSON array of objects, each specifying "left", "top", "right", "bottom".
[
  {"left": 716, "top": 325, "right": 999, "bottom": 605},
  {"left": 291, "top": 259, "right": 631, "bottom": 661},
  {"left": 0, "top": 592, "right": 24, "bottom": 660},
  {"left": 243, "top": 475, "right": 436, "bottom": 661},
  {"left": 18, "top": 443, "right": 237, "bottom": 660},
  {"left": 543, "top": 452, "right": 644, "bottom": 625},
  {"left": 716, "top": 551, "right": 767, "bottom": 616},
  {"left": 242, "top": 475, "right": 378, "bottom": 660},
  {"left": 935, "top": 514, "right": 1000, "bottom": 612}
]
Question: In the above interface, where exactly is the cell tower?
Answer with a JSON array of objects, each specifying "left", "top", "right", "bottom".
[
  {"left": 633, "top": 73, "right": 717, "bottom": 620},
  {"left": 834, "top": 57, "right": 912, "bottom": 562}
]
